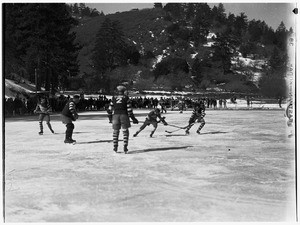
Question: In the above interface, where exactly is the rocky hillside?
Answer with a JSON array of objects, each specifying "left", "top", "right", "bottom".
[{"left": 71, "top": 4, "right": 290, "bottom": 95}]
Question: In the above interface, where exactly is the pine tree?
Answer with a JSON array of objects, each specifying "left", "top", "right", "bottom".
[
  {"left": 4, "top": 3, "right": 80, "bottom": 92},
  {"left": 191, "top": 3, "right": 211, "bottom": 46},
  {"left": 211, "top": 33, "right": 238, "bottom": 74},
  {"left": 274, "top": 21, "right": 288, "bottom": 51},
  {"left": 4, "top": 4, "right": 26, "bottom": 78},
  {"left": 92, "top": 18, "right": 136, "bottom": 92},
  {"left": 259, "top": 47, "right": 287, "bottom": 97}
]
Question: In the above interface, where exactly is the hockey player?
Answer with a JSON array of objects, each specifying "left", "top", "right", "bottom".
[
  {"left": 107, "top": 85, "right": 139, "bottom": 154},
  {"left": 285, "top": 99, "right": 293, "bottom": 138},
  {"left": 61, "top": 95, "right": 80, "bottom": 144},
  {"left": 133, "top": 108, "right": 168, "bottom": 138},
  {"left": 34, "top": 96, "right": 54, "bottom": 135},
  {"left": 185, "top": 102, "right": 206, "bottom": 135}
]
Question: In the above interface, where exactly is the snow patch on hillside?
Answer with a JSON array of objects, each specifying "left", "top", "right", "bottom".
[
  {"left": 191, "top": 53, "right": 198, "bottom": 59},
  {"left": 149, "top": 31, "right": 154, "bottom": 38}
]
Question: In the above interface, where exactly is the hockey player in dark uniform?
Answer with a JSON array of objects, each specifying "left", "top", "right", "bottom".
[
  {"left": 34, "top": 96, "right": 54, "bottom": 135},
  {"left": 107, "top": 85, "right": 139, "bottom": 154},
  {"left": 61, "top": 95, "right": 80, "bottom": 144},
  {"left": 185, "top": 101, "right": 206, "bottom": 135},
  {"left": 133, "top": 108, "right": 168, "bottom": 138}
]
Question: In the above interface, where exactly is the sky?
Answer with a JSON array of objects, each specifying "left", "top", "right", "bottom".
[{"left": 86, "top": 2, "right": 297, "bottom": 30}]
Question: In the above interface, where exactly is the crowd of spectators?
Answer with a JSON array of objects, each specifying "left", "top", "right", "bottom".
[{"left": 4, "top": 94, "right": 230, "bottom": 117}]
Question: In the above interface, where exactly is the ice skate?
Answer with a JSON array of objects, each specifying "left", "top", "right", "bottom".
[
  {"left": 64, "top": 138, "right": 76, "bottom": 144},
  {"left": 39, "top": 131, "right": 43, "bottom": 135},
  {"left": 185, "top": 130, "right": 190, "bottom": 135},
  {"left": 196, "top": 130, "right": 201, "bottom": 134},
  {"left": 50, "top": 129, "right": 55, "bottom": 134},
  {"left": 113, "top": 147, "right": 118, "bottom": 153},
  {"left": 124, "top": 146, "right": 128, "bottom": 154},
  {"left": 64, "top": 139, "right": 73, "bottom": 144}
]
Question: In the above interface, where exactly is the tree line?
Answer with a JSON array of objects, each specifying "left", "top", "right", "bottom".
[
  {"left": 88, "top": 3, "right": 291, "bottom": 97},
  {"left": 4, "top": 3, "right": 81, "bottom": 94},
  {"left": 4, "top": 3, "right": 292, "bottom": 98}
]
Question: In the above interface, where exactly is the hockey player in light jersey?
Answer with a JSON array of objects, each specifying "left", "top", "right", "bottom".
[
  {"left": 34, "top": 96, "right": 54, "bottom": 135},
  {"left": 133, "top": 108, "right": 168, "bottom": 138},
  {"left": 185, "top": 101, "right": 206, "bottom": 135},
  {"left": 107, "top": 85, "right": 139, "bottom": 154}
]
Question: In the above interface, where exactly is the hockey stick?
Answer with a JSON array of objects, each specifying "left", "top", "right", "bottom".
[
  {"left": 165, "top": 123, "right": 195, "bottom": 134},
  {"left": 165, "top": 127, "right": 183, "bottom": 134},
  {"left": 167, "top": 124, "right": 188, "bottom": 129}
]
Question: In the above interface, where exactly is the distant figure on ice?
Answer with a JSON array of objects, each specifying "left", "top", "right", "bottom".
[
  {"left": 246, "top": 96, "right": 250, "bottom": 108},
  {"left": 107, "top": 85, "right": 139, "bottom": 154},
  {"left": 61, "top": 95, "right": 80, "bottom": 144},
  {"left": 133, "top": 108, "right": 168, "bottom": 138},
  {"left": 285, "top": 99, "right": 293, "bottom": 138},
  {"left": 178, "top": 98, "right": 185, "bottom": 113},
  {"left": 34, "top": 96, "right": 54, "bottom": 135},
  {"left": 278, "top": 97, "right": 283, "bottom": 108},
  {"left": 185, "top": 102, "right": 206, "bottom": 135},
  {"left": 159, "top": 97, "right": 167, "bottom": 113}
]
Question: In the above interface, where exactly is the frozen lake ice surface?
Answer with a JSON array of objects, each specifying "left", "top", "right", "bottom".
[{"left": 4, "top": 108, "right": 296, "bottom": 222}]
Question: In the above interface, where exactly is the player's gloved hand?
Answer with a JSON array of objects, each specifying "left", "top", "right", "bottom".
[
  {"left": 163, "top": 121, "right": 168, "bottom": 126},
  {"left": 72, "top": 113, "right": 79, "bottom": 121},
  {"left": 131, "top": 116, "right": 139, "bottom": 124}
]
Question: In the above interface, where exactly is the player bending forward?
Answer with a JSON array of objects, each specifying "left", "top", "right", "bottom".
[
  {"left": 107, "top": 85, "right": 139, "bottom": 154},
  {"left": 34, "top": 96, "right": 55, "bottom": 135},
  {"left": 185, "top": 102, "right": 206, "bottom": 135},
  {"left": 61, "top": 95, "right": 80, "bottom": 144},
  {"left": 133, "top": 108, "right": 168, "bottom": 138}
]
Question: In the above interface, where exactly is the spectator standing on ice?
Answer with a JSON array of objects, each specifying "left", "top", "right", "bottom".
[
  {"left": 34, "top": 96, "right": 55, "bottom": 135},
  {"left": 178, "top": 98, "right": 184, "bottom": 113},
  {"left": 219, "top": 99, "right": 223, "bottom": 108},
  {"left": 107, "top": 85, "right": 139, "bottom": 154},
  {"left": 133, "top": 108, "right": 168, "bottom": 138},
  {"left": 247, "top": 96, "right": 250, "bottom": 108},
  {"left": 278, "top": 97, "right": 283, "bottom": 108},
  {"left": 285, "top": 99, "right": 293, "bottom": 138},
  {"left": 223, "top": 99, "right": 227, "bottom": 108},
  {"left": 159, "top": 97, "right": 167, "bottom": 113},
  {"left": 61, "top": 95, "right": 80, "bottom": 144},
  {"left": 185, "top": 101, "right": 206, "bottom": 135}
]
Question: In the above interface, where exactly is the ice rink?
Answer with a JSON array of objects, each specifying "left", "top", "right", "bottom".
[{"left": 4, "top": 108, "right": 296, "bottom": 222}]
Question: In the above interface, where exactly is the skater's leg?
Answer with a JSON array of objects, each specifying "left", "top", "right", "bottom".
[
  {"left": 38, "top": 114, "right": 45, "bottom": 135},
  {"left": 133, "top": 120, "right": 149, "bottom": 137},
  {"left": 122, "top": 128, "right": 129, "bottom": 153},
  {"left": 46, "top": 122, "right": 54, "bottom": 133},
  {"left": 39, "top": 121, "right": 43, "bottom": 135},
  {"left": 64, "top": 123, "right": 75, "bottom": 143},
  {"left": 45, "top": 115, "right": 54, "bottom": 133},
  {"left": 113, "top": 129, "right": 120, "bottom": 152},
  {"left": 185, "top": 123, "right": 194, "bottom": 134},
  {"left": 69, "top": 123, "right": 75, "bottom": 141},
  {"left": 196, "top": 119, "right": 205, "bottom": 134},
  {"left": 150, "top": 123, "right": 158, "bottom": 137}
]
